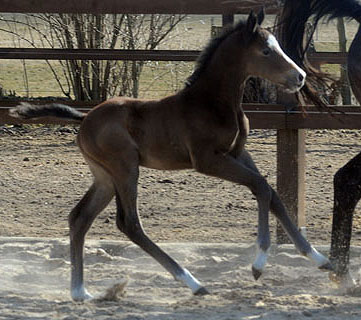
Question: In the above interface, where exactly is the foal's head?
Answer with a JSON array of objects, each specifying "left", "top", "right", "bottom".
[
  {"left": 186, "top": 10, "right": 306, "bottom": 93},
  {"left": 240, "top": 9, "right": 306, "bottom": 93}
]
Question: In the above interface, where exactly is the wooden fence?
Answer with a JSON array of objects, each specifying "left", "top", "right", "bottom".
[
  {"left": 0, "top": 0, "right": 280, "bottom": 14},
  {"left": 1, "top": 0, "right": 360, "bottom": 242}
]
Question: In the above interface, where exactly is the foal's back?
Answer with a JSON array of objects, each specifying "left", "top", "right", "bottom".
[{"left": 77, "top": 94, "right": 194, "bottom": 170}]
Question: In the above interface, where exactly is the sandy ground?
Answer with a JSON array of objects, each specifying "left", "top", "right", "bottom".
[
  {"left": 1, "top": 238, "right": 361, "bottom": 320},
  {"left": 2, "top": 125, "right": 361, "bottom": 319}
]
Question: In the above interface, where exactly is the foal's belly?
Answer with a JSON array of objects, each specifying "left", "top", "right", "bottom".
[
  {"left": 137, "top": 140, "right": 192, "bottom": 170},
  {"left": 139, "top": 152, "right": 193, "bottom": 170}
]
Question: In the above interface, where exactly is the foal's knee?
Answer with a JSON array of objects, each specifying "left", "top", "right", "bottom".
[
  {"left": 116, "top": 213, "right": 145, "bottom": 242},
  {"left": 68, "top": 206, "right": 85, "bottom": 235},
  {"left": 251, "top": 177, "right": 272, "bottom": 204},
  {"left": 123, "top": 225, "right": 147, "bottom": 245}
]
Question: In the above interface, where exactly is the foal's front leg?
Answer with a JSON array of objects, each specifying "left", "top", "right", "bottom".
[
  {"left": 239, "top": 150, "right": 332, "bottom": 272},
  {"left": 192, "top": 149, "right": 273, "bottom": 279}
]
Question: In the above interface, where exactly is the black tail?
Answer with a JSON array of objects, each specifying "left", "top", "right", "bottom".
[
  {"left": 279, "top": 0, "right": 361, "bottom": 111},
  {"left": 311, "top": 0, "right": 361, "bottom": 23},
  {"left": 281, "top": 0, "right": 361, "bottom": 63},
  {"left": 9, "top": 102, "right": 86, "bottom": 122}
]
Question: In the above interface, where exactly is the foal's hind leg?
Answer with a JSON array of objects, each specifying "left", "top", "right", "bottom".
[
  {"left": 239, "top": 150, "right": 332, "bottom": 271},
  {"left": 69, "top": 164, "right": 114, "bottom": 301},
  {"left": 110, "top": 155, "right": 208, "bottom": 295}
]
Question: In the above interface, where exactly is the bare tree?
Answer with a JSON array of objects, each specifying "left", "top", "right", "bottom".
[{"left": 0, "top": 13, "right": 186, "bottom": 100}]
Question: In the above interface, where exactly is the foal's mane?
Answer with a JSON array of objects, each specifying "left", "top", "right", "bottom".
[{"left": 185, "top": 19, "right": 248, "bottom": 88}]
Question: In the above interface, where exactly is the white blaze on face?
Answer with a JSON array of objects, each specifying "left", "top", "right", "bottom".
[{"left": 266, "top": 34, "right": 306, "bottom": 81}]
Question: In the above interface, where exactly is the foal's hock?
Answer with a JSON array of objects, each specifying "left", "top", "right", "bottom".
[{"left": 10, "top": 9, "right": 332, "bottom": 301}]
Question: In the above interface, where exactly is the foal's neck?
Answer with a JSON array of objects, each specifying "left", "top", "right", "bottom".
[{"left": 192, "top": 52, "right": 247, "bottom": 113}]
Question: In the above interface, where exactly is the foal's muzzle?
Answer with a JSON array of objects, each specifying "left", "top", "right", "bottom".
[{"left": 284, "top": 68, "right": 306, "bottom": 93}]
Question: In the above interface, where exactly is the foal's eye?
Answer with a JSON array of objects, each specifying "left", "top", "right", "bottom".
[{"left": 262, "top": 48, "right": 270, "bottom": 56}]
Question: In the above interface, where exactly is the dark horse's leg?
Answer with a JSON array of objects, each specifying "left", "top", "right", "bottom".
[
  {"left": 329, "top": 152, "right": 361, "bottom": 283},
  {"left": 329, "top": 23, "right": 361, "bottom": 285}
]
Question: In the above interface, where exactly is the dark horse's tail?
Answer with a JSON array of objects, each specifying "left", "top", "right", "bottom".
[
  {"left": 9, "top": 102, "right": 86, "bottom": 122},
  {"left": 280, "top": 0, "right": 361, "bottom": 110},
  {"left": 311, "top": 0, "right": 361, "bottom": 23}
]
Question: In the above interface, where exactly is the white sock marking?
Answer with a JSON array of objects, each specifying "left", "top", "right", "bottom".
[
  {"left": 175, "top": 268, "right": 203, "bottom": 293},
  {"left": 71, "top": 285, "right": 93, "bottom": 301},
  {"left": 307, "top": 246, "right": 329, "bottom": 268},
  {"left": 253, "top": 244, "right": 269, "bottom": 272}
]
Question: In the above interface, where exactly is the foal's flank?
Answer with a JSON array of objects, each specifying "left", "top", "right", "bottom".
[{"left": 10, "top": 9, "right": 332, "bottom": 301}]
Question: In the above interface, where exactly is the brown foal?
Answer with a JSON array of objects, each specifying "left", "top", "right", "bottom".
[{"left": 10, "top": 10, "right": 332, "bottom": 301}]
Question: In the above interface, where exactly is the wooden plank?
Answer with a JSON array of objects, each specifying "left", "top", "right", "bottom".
[
  {"left": 245, "top": 105, "right": 361, "bottom": 129},
  {"left": 285, "top": 108, "right": 361, "bottom": 129},
  {"left": 274, "top": 83, "right": 306, "bottom": 243},
  {"left": 0, "top": 104, "right": 285, "bottom": 127},
  {"left": 2, "top": 102, "right": 361, "bottom": 129},
  {"left": 0, "top": 0, "right": 279, "bottom": 14},
  {"left": 308, "top": 51, "right": 348, "bottom": 65},
  {"left": 0, "top": 48, "right": 347, "bottom": 65},
  {"left": 0, "top": 48, "right": 200, "bottom": 61},
  {"left": 276, "top": 129, "right": 306, "bottom": 244}
]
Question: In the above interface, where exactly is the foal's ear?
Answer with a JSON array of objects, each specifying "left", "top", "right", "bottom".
[
  {"left": 246, "top": 10, "right": 258, "bottom": 34},
  {"left": 257, "top": 7, "right": 265, "bottom": 26}
]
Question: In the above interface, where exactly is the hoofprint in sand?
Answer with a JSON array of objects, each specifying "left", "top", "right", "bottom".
[{"left": 1, "top": 237, "right": 361, "bottom": 320}]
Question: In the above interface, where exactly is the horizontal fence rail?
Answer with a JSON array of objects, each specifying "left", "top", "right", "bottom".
[
  {"left": 0, "top": 49, "right": 348, "bottom": 65},
  {"left": 0, "top": 48, "right": 200, "bottom": 61},
  {"left": 0, "top": 0, "right": 279, "bottom": 14},
  {"left": 2, "top": 102, "right": 361, "bottom": 130}
]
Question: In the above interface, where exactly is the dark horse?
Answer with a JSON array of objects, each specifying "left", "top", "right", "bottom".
[
  {"left": 10, "top": 10, "right": 331, "bottom": 301},
  {"left": 280, "top": 0, "right": 361, "bottom": 286}
]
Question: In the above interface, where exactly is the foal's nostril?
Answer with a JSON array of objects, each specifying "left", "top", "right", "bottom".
[{"left": 298, "top": 73, "right": 305, "bottom": 83}]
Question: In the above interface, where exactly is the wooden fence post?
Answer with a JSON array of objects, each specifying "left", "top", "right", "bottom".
[
  {"left": 276, "top": 127, "right": 306, "bottom": 243},
  {"left": 275, "top": 4, "right": 306, "bottom": 243},
  {"left": 222, "top": 14, "right": 234, "bottom": 27},
  {"left": 274, "top": 74, "right": 306, "bottom": 243},
  {"left": 337, "top": 17, "right": 351, "bottom": 105}
]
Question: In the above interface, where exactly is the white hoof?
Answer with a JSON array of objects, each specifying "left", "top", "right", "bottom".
[
  {"left": 71, "top": 286, "right": 93, "bottom": 302},
  {"left": 307, "top": 247, "right": 332, "bottom": 270},
  {"left": 175, "top": 268, "right": 204, "bottom": 294},
  {"left": 252, "top": 245, "right": 269, "bottom": 279}
]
